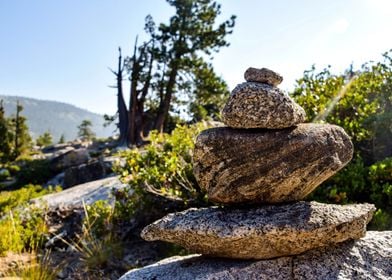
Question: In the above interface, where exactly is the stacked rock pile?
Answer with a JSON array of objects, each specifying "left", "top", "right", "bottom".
[{"left": 120, "top": 68, "right": 391, "bottom": 279}]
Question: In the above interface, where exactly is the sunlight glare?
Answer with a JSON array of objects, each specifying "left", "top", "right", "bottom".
[{"left": 313, "top": 76, "right": 357, "bottom": 122}]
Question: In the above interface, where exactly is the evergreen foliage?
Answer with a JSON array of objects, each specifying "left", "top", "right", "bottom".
[
  {"left": 58, "top": 134, "right": 65, "bottom": 144},
  {"left": 9, "top": 102, "right": 32, "bottom": 160},
  {"left": 78, "top": 119, "right": 96, "bottom": 141},
  {"left": 36, "top": 131, "right": 53, "bottom": 147},
  {"left": 0, "top": 100, "right": 12, "bottom": 163},
  {"left": 0, "top": 100, "right": 32, "bottom": 162},
  {"left": 112, "top": 0, "right": 236, "bottom": 146}
]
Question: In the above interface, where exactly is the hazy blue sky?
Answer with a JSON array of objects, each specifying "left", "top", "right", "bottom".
[{"left": 1, "top": 0, "right": 391, "bottom": 114}]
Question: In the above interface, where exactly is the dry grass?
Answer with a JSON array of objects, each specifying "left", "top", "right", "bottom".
[
  {"left": 59, "top": 201, "right": 123, "bottom": 273},
  {"left": 1, "top": 250, "right": 61, "bottom": 280}
]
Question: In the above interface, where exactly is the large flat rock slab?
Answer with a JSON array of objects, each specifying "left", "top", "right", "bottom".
[
  {"left": 141, "top": 202, "right": 375, "bottom": 259},
  {"left": 194, "top": 123, "right": 353, "bottom": 204},
  {"left": 120, "top": 231, "right": 392, "bottom": 280},
  {"left": 221, "top": 82, "right": 306, "bottom": 129},
  {"left": 31, "top": 176, "right": 127, "bottom": 209}
]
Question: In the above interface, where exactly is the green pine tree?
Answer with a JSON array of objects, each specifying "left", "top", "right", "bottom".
[
  {"left": 58, "top": 134, "right": 66, "bottom": 144},
  {"left": 78, "top": 120, "right": 95, "bottom": 141},
  {"left": 9, "top": 101, "right": 32, "bottom": 160},
  {"left": 0, "top": 100, "right": 12, "bottom": 163},
  {"left": 36, "top": 131, "right": 53, "bottom": 147}
]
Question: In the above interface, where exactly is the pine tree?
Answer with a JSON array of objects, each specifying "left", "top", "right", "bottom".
[
  {"left": 0, "top": 100, "right": 12, "bottom": 163},
  {"left": 151, "top": 0, "right": 236, "bottom": 132},
  {"left": 58, "top": 134, "right": 66, "bottom": 144},
  {"left": 36, "top": 131, "right": 53, "bottom": 147},
  {"left": 78, "top": 120, "right": 95, "bottom": 141},
  {"left": 9, "top": 101, "right": 32, "bottom": 159},
  {"left": 113, "top": 0, "right": 236, "bottom": 146}
]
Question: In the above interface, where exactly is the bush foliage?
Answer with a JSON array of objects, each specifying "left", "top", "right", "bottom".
[
  {"left": 0, "top": 184, "right": 60, "bottom": 256},
  {"left": 293, "top": 51, "right": 392, "bottom": 229},
  {"left": 308, "top": 156, "right": 392, "bottom": 229},
  {"left": 15, "top": 159, "right": 55, "bottom": 187},
  {"left": 115, "top": 122, "right": 210, "bottom": 202}
]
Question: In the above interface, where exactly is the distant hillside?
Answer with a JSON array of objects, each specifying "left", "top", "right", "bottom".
[{"left": 0, "top": 95, "right": 116, "bottom": 141}]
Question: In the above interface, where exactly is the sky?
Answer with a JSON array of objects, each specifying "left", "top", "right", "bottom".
[{"left": 0, "top": 0, "right": 391, "bottom": 115}]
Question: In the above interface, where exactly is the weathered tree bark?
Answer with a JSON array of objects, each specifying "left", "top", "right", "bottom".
[
  {"left": 154, "top": 63, "right": 179, "bottom": 133},
  {"left": 135, "top": 44, "right": 154, "bottom": 143},
  {"left": 114, "top": 48, "right": 129, "bottom": 147},
  {"left": 154, "top": 28, "right": 184, "bottom": 133},
  {"left": 128, "top": 38, "right": 146, "bottom": 146},
  {"left": 127, "top": 39, "right": 155, "bottom": 145}
]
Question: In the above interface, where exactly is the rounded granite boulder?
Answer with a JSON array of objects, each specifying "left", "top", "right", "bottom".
[
  {"left": 193, "top": 123, "right": 353, "bottom": 205},
  {"left": 244, "top": 67, "right": 283, "bottom": 86},
  {"left": 221, "top": 82, "right": 306, "bottom": 129},
  {"left": 141, "top": 202, "right": 375, "bottom": 260}
]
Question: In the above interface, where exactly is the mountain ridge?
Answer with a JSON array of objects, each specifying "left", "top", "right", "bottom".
[{"left": 0, "top": 95, "right": 116, "bottom": 141}]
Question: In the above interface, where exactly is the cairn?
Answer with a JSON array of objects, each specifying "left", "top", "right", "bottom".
[{"left": 120, "top": 68, "right": 391, "bottom": 279}]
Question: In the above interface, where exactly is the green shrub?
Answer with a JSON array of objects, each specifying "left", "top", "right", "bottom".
[
  {"left": 0, "top": 206, "right": 48, "bottom": 256},
  {"left": 60, "top": 201, "right": 124, "bottom": 272},
  {"left": 0, "top": 184, "right": 59, "bottom": 215},
  {"left": 85, "top": 200, "right": 114, "bottom": 237},
  {"left": 368, "top": 157, "right": 392, "bottom": 213},
  {"left": 370, "top": 208, "right": 392, "bottom": 230},
  {"left": 0, "top": 183, "right": 59, "bottom": 256},
  {"left": 308, "top": 157, "right": 367, "bottom": 204},
  {"left": 7, "top": 164, "right": 21, "bottom": 175},
  {"left": 15, "top": 159, "right": 55, "bottom": 186},
  {"left": 0, "top": 212, "right": 24, "bottom": 254},
  {"left": 115, "top": 123, "right": 210, "bottom": 202},
  {"left": 309, "top": 156, "right": 392, "bottom": 229}
]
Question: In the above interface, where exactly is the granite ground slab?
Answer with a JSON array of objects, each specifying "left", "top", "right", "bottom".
[{"left": 121, "top": 231, "right": 392, "bottom": 280}]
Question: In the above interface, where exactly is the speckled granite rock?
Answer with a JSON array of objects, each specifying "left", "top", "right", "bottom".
[
  {"left": 292, "top": 230, "right": 392, "bottom": 279},
  {"left": 121, "top": 231, "right": 392, "bottom": 280},
  {"left": 193, "top": 123, "right": 353, "bottom": 204},
  {"left": 244, "top": 67, "right": 283, "bottom": 86},
  {"left": 221, "top": 82, "right": 306, "bottom": 129},
  {"left": 120, "top": 254, "right": 292, "bottom": 280},
  {"left": 141, "top": 202, "right": 375, "bottom": 259}
]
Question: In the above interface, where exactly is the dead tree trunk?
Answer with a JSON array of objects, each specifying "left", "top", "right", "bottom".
[
  {"left": 128, "top": 38, "right": 141, "bottom": 146},
  {"left": 128, "top": 39, "right": 154, "bottom": 145},
  {"left": 113, "top": 47, "right": 128, "bottom": 147},
  {"left": 135, "top": 41, "right": 154, "bottom": 143}
]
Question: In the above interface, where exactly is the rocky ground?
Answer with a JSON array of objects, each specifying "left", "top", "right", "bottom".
[{"left": 0, "top": 139, "right": 187, "bottom": 279}]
